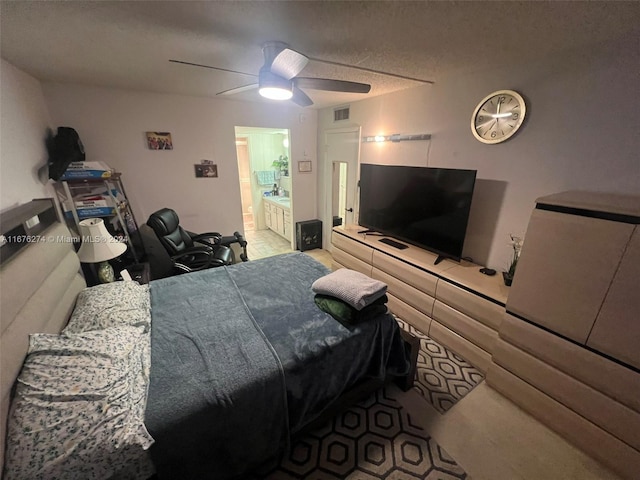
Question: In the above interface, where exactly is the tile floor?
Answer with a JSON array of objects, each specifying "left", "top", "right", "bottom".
[
  {"left": 244, "top": 228, "right": 332, "bottom": 268},
  {"left": 242, "top": 228, "right": 622, "bottom": 480}
]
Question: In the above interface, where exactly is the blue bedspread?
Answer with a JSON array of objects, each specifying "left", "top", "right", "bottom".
[{"left": 145, "top": 252, "right": 411, "bottom": 479}]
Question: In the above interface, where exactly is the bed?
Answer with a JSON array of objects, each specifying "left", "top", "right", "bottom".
[{"left": 0, "top": 199, "right": 416, "bottom": 479}]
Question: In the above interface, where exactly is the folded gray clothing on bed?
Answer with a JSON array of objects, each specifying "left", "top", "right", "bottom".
[{"left": 311, "top": 268, "right": 387, "bottom": 310}]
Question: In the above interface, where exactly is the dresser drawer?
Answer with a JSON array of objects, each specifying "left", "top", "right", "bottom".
[
  {"left": 436, "top": 281, "right": 504, "bottom": 331},
  {"left": 433, "top": 300, "right": 499, "bottom": 354},
  {"left": 429, "top": 320, "right": 492, "bottom": 373},
  {"left": 331, "top": 247, "right": 373, "bottom": 276},
  {"left": 332, "top": 232, "right": 374, "bottom": 264},
  {"left": 492, "top": 339, "right": 640, "bottom": 452},
  {"left": 387, "top": 294, "right": 431, "bottom": 336},
  {"left": 373, "top": 267, "right": 435, "bottom": 317},
  {"left": 372, "top": 250, "right": 437, "bottom": 297}
]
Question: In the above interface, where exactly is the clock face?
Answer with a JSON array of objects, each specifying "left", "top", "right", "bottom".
[{"left": 471, "top": 90, "right": 526, "bottom": 144}]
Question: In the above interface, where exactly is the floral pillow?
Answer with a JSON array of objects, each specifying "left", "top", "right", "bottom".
[
  {"left": 3, "top": 326, "right": 155, "bottom": 480},
  {"left": 63, "top": 280, "right": 151, "bottom": 334}
]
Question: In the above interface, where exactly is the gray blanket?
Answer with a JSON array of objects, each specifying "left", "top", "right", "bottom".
[
  {"left": 145, "top": 252, "right": 411, "bottom": 479},
  {"left": 227, "top": 253, "right": 411, "bottom": 434},
  {"left": 145, "top": 265, "right": 288, "bottom": 479}
]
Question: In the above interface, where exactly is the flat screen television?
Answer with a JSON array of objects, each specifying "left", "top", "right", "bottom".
[{"left": 358, "top": 164, "right": 477, "bottom": 263}]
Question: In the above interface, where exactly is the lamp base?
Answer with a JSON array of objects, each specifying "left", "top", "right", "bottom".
[{"left": 97, "top": 261, "right": 116, "bottom": 283}]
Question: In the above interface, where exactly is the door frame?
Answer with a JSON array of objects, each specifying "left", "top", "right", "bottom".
[{"left": 322, "top": 126, "right": 361, "bottom": 247}]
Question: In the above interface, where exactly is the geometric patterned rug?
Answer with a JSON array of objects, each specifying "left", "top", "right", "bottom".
[
  {"left": 263, "top": 387, "right": 468, "bottom": 479},
  {"left": 395, "top": 318, "right": 484, "bottom": 414}
]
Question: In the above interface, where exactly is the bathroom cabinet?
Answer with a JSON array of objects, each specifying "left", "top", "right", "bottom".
[{"left": 264, "top": 197, "right": 291, "bottom": 241}]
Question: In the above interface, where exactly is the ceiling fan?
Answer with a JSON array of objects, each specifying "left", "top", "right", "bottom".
[{"left": 170, "top": 41, "right": 432, "bottom": 107}]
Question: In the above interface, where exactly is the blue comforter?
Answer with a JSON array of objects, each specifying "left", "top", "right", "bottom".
[{"left": 145, "top": 252, "right": 410, "bottom": 479}]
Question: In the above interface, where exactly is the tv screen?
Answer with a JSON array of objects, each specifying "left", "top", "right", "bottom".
[{"left": 358, "top": 164, "right": 477, "bottom": 262}]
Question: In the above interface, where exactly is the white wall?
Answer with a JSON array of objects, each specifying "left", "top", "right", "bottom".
[
  {"left": 0, "top": 59, "right": 54, "bottom": 211},
  {"left": 41, "top": 83, "right": 318, "bottom": 236},
  {"left": 317, "top": 34, "right": 640, "bottom": 270}
]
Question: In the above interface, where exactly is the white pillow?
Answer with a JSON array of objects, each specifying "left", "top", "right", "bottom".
[
  {"left": 3, "top": 326, "right": 155, "bottom": 480},
  {"left": 64, "top": 280, "right": 151, "bottom": 334}
]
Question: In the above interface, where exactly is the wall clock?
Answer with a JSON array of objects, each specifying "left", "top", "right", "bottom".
[{"left": 471, "top": 90, "right": 526, "bottom": 144}]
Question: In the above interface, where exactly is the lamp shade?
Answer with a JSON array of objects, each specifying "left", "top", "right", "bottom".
[{"left": 76, "top": 218, "right": 127, "bottom": 263}]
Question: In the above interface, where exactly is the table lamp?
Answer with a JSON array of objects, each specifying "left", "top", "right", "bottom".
[{"left": 76, "top": 218, "right": 127, "bottom": 283}]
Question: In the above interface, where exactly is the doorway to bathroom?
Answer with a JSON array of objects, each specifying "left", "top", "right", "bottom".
[{"left": 234, "top": 126, "right": 292, "bottom": 238}]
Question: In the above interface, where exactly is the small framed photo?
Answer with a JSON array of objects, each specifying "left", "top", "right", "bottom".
[
  {"left": 298, "top": 160, "right": 312, "bottom": 173},
  {"left": 194, "top": 164, "right": 218, "bottom": 178},
  {"left": 146, "top": 132, "right": 173, "bottom": 150}
]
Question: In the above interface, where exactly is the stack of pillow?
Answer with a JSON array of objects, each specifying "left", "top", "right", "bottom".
[{"left": 311, "top": 268, "right": 389, "bottom": 324}]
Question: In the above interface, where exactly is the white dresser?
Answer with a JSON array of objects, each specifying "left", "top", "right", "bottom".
[{"left": 486, "top": 191, "right": 640, "bottom": 480}]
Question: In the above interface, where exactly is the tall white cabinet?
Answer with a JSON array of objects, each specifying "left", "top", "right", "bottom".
[{"left": 487, "top": 191, "right": 640, "bottom": 480}]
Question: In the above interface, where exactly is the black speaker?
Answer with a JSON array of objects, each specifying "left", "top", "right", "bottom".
[{"left": 296, "top": 219, "right": 322, "bottom": 252}]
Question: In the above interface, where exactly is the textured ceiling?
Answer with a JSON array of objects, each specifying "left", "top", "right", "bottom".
[{"left": 2, "top": 1, "right": 639, "bottom": 109}]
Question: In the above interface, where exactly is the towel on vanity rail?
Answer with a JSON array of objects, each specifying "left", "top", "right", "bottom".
[
  {"left": 256, "top": 170, "right": 276, "bottom": 185},
  {"left": 311, "top": 268, "right": 387, "bottom": 310}
]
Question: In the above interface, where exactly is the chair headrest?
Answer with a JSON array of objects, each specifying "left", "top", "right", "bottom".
[{"left": 147, "top": 208, "right": 180, "bottom": 236}]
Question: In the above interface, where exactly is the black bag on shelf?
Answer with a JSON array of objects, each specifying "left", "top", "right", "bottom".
[{"left": 46, "top": 126, "right": 85, "bottom": 180}]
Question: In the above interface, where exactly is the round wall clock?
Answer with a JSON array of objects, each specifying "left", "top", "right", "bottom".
[{"left": 471, "top": 90, "right": 526, "bottom": 144}]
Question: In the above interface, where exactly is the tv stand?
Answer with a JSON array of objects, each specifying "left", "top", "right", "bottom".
[
  {"left": 434, "top": 255, "right": 447, "bottom": 265},
  {"left": 331, "top": 224, "right": 508, "bottom": 375},
  {"left": 379, "top": 238, "right": 408, "bottom": 250}
]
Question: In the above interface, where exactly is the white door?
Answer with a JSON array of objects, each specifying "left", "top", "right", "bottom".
[{"left": 324, "top": 128, "right": 360, "bottom": 244}]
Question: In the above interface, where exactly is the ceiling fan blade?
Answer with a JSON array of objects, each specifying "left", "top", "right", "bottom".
[
  {"left": 216, "top": 83, "right": 258, "bottom": 96},
  {"left": 305, "top": 56, "right": 434, "bottom": 84},
  {"left": 270, "top": 48, "right": 309, "bottom": 80},
  {"left": 169, "top": 59, "right": 256, "bottom": 77},
  {"left": 291, "top": 87, "right": 313, "bottom": 107},
  {"left": 294, "top": 77, "right": 371, "bottom": 93}
]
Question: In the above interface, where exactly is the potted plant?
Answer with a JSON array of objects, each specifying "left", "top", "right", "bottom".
[
  {"left": 272, "top": 155, "right": 289, "bottom": 176},
  {"left": 503, "top": 234, "right": 523, "bottom": 286}
]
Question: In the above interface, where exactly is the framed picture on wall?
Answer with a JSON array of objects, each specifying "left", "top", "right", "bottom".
[
  {"left": 146, "top": 132, "right": 173, "bottom": 150},
  {"left": 298, "top": 160, "right": 312, "bottom": 173},
  {"left": 194, "top": 164, "right": 218, "bottom": 178}
]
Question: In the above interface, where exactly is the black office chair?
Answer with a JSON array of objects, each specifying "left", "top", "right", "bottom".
[
  {"left": 146, "top": 208, "right": 248, "bottom": 276},
  {"left": 138, "top": 224, "right": 218, "bottom": 279}
]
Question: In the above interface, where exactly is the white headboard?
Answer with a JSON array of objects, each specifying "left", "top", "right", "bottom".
[{"left": 0, "top": 200, "right": 86, "bottom": 469}]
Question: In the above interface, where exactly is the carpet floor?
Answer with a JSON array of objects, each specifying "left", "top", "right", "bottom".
[
  {"left": 395, "top": 318, "right": 484, "bottom": 414},
  {"left": 264, "top": 387, "right": 468, "bottom": 479}
]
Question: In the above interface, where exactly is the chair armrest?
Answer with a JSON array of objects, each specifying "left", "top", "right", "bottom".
[
  {"left": 190, "top": 232, "right": 223, "bottom": 247},
  {"left": 233, "top": 231, "right": 248, "bottom": 248},
  {"left": 216, "top": 232, "right": 249, "bottom": 262}
]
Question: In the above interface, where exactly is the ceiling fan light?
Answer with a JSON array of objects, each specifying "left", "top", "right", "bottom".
[
  {"left": 259, "top": 86, "right": 293, "bottom": 100},
  {"left": 258, "top": 69, "right": 293, "bottom": 101}
]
